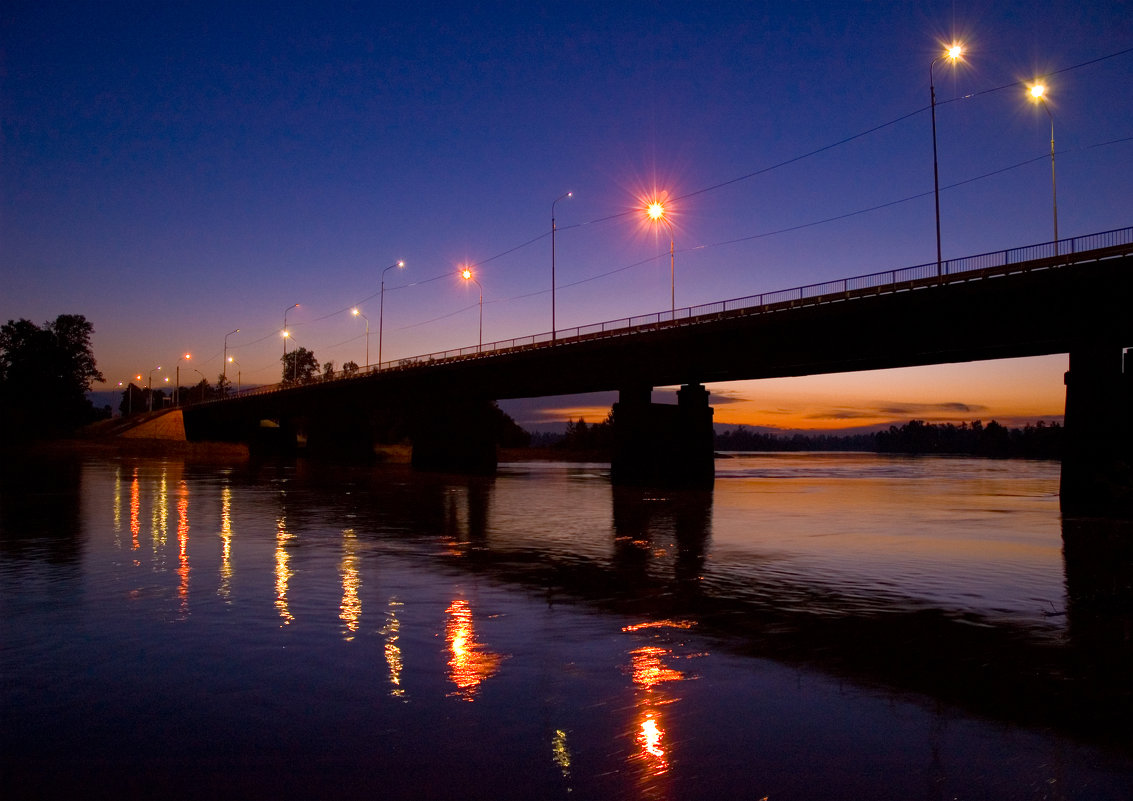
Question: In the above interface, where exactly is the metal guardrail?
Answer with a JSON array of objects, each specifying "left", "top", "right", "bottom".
[{"left": 212, "top": 226, "right": 1132, "bottom": 403}]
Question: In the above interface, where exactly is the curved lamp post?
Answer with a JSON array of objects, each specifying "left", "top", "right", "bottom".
[
  {"left": 461, "top": 267, "right": 483, "bottom": 352},
  {"left": 378, "top": 260, "right": 406, "bottom": 371},
  {"left": 147, "top": 366, "right": 162, "bottom": 411},
  {"left": 930, "top": 42, "right": 963, "bottom": 276},
  {"left": 645, "top": 198, "right": 676, "bottom": 315},
  {"left": 174, "top": 353, "right": 191, "bottom": 407},
  {"left": 1029, "top": 83, "right": 1059, "bottom": 247},
  {"left": 193, "top": 369, "right": 207, "bottom": 403},
  {"left": 283, "top": 303, "right": 299, "bottom": 361},
  {"left": 552, "top": 191, "right": 572, "bottom": 342},
  {"left": 223, "top": 329, "right": 239, "bottom": 383},
  {"left": 351, "top": 308, "right": 370, "bottom": 366},
  {"left": 227, "top": 357, "right": 242, "bottom": 395}
]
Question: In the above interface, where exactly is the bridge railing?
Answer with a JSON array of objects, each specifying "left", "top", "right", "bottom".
[{"left": 213, "top": 226, "right": 1132, "bottom": 403}]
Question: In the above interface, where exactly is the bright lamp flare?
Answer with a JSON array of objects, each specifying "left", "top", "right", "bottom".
[
  {"left": 947, "top": 44, "right": 963, "bottom": 60},
  {"left": 461, "top": 268, "right": 473, "bottom": 280},
  {"left": 1030, "top": 83, "right": 1046, "bottom": 99},
  {"left": 646, "top": 201, "right": 666, "bottom": 221}
]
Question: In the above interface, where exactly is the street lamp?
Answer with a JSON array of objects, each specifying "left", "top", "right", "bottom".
[
  {"left": 645, "top": 196, "right": 676, "bottom": 315},
  {"left": 223, "top": 329, "right": 239, "bottom": 383},
  {"left": 147, "top": 366, "right": 162, "bottom": 411},
  {"left": 1029, "top": 82, "right": 1059, "bottom": 247},
  {"left": 461, "top": 267, "right": 483, "bottom": 352},
  {"left": 351, "top": 308, "right": 370, "bottom": 366},
  {"left": 552, "top": 191, "right": 572, "bottom": 342},
  {"left": 930, "top": 42, "right": 963, "bottom": 276},
  {"left": 227, "top": 357, "right": 242, "bottom": 395},
  {"left": 175, "top": 353, "right": 191, "bottom": 407},
  {"left": 283, "top": 303, "right": 299, "bottom": 362},
  {"left": 378, "top": 260, "right": 405, "bottom": 371}
]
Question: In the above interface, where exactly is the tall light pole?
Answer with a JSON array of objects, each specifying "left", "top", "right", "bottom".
[
  {"left": 1029, "top": 83, "right": 1059, "bottom": 247},
  {"left": 461, "top": 267, "right": 483, "bottom": 352},
  {"left": 227, "top": 357, "right": 242, "bottom": 395},
  {"left": 378, "top": 260, "right": 405, "bottom": 371},
  {"left": 223, "top": 329, "right": 239, "bottom": 383},
  {"left": 551, "top": 191, "right": 572, "bottom": 342},
  {"left": 174, "top": 353, "right": 191, "bottom": 407},
  {"left": 283, "top": 303, "right": 299, "bottom": 362},
  {"left": 930, "top": 42, "right": 963, "bottom": 276},
  {"left": 645, "top": 197, "right": 675, "bottom": 315},
  {"left": 147, "top": 366, "right": 161, "bottom": 411},
  {"left": 351, "top": 308, "right": 370, "bottom": 366}
]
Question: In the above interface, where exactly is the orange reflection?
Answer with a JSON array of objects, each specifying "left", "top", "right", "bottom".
[
  {"left": 445, "top": 599, "right": 505, "bottom": 701},
  {"left": 340, "top": 529, "right": 361, "bottom": 640},
  {"left": 630, "top": 646, "right": 686, "bottom": 690},
  {"left": 625, "top": 619, "right": 699, "bottom": 787},
  {"left": 380, "top": 598, "right": 406, "bottom": 698},
  {"left": 176, "top": 480, "right": 190, "bottom": 617},
  {"left": 219, "top": 486, "right": 232, "bottom": 603},
  {"left": 639, "top": 712, "right": 666, "bottom": 760},
  {"left": 275, "top": 515, "right": 294, "bottom": 625}
]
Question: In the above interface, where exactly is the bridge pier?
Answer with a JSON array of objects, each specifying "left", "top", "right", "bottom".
[
  {"left": 611, "top": 383, "right": 715, "bottom": 488},
  {"left": 1060, "top": 345, "right": 1133, "bottom": 518}
]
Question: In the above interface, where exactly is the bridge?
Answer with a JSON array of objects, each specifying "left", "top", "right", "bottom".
[{"left": 183, "top": 226, "right": 1133, "bottom": 516}]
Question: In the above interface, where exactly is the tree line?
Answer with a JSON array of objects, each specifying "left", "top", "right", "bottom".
[{"left": 544, "top": 417, "right": 1064, "bottom": 460}]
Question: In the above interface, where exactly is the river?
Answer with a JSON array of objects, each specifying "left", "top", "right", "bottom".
[{"left": 2, "top": 451, "right": 1130, "bottom": 800}]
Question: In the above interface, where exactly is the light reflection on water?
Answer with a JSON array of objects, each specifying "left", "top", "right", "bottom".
[{"left": 1, "top": 452, "right": 1130, "bottom": 799}]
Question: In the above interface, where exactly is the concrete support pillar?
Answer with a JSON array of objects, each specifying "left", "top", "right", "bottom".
[
  {"left": 409, "top": 398, "right": 499, "bottom": 475},
  {"left": 1060, "top": 345, "right": 1132, "bottom": 518},
  {"left": 611, "top": 383, "right": 715, "bottom": 488}
]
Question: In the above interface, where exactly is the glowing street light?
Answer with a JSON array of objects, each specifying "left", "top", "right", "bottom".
[
  {"left": 551, "top": 191, "right": 572, "bottom": 342},
  {"left": 174, "top": 353, "right": 191, "bottom": 407},
  {"left": 461, "top": 267, "right": 483, "bottom": 352},
  {"left": 147, "top": 366, "right": 162, "bottom": 411},
  {"left": 378, "top": 260, "right": 405, "bottom": 370},
  {"left": 929, "top": 42, "right": 963, "bottom": 276},
  {"left": 1029, "top": 82, "right": 1059, "bottom": 246},
  {"left": 351, "top": 307, "right": 370, "bottom": 366},
  {"left": 227, "top": 357, "right": 242, "bottom": 395},
  {"left": 283, "top": 303, "right": 299, "bottom": 361},
  {"left": 223, "top": 329, "right": 239, "bottom": 383},
  {"left": 644, "top": 196, "right": 676, "bottom": 314}
]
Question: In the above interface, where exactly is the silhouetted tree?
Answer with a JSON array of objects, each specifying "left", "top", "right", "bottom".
[
  {"left": 281, "top": 347, "right": 319, "bottom": 384},
  {"left": 875, "top": 419, "right": 1062, "bottom": 459},
  {"left": 492, "top": 403, "right": 530, "bottom": 448},
  {"left": 342, "top": 360, "right": 359, "bottom": 377},
  {"left": 323, "top": 361, "right": 336, "bottom": 380},
  {"left": 560, "top": 411, "right": 614, "bottom": 451},
  {"left": 119, "top": 382, "right": 147, "bottom": 417},
  {"left": 0, "top": 314, "right": 104, "bottom": 438}
]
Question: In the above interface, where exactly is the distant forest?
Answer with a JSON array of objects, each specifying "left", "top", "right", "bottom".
[
  {"left": 536, "top": 417, "right": 1064, "bottom": 460},
  {"left": 718, "top": 419, "right": 1063, "bottom": 460}
]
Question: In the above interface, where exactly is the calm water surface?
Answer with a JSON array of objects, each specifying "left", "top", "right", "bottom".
[{"left": 2, "top": 452, "right": 1130, "bottom": 800}]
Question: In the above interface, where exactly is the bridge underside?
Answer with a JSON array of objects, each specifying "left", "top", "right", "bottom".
[{"left": 183, "top": 253, "right": 1133, "bottom": 515}]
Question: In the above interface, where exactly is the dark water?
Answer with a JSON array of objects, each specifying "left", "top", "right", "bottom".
[{"left": 2, "top": 452, "right": 1130, "bottom": 800}]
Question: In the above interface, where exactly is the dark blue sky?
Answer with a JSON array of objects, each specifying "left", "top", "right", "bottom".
[{"left": 3, "top": 2, "right": 1130, "bottom": 428}]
